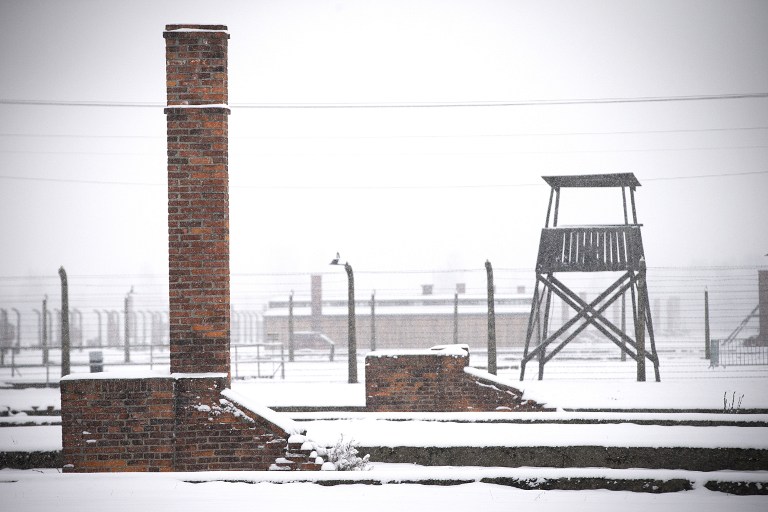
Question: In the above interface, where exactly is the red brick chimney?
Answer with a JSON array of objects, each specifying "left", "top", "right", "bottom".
[{"left": 164, "top": 25, "right": 231, "bottom": 379}]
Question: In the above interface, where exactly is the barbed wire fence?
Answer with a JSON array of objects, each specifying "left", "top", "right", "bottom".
[{"left": 0, "top": 265, "right": 765, "bottom": 379}]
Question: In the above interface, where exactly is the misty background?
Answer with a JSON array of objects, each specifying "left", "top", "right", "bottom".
[{"left": 1, "top": 0, "right": 766, "bottom": 347}]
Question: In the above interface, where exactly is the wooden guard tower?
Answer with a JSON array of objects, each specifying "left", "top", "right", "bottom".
[{"left": 520, "top": 173, "right": 660, "bottom": 382}]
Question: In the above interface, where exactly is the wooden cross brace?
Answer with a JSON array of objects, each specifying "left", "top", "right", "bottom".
[{"left": 520, "top": 270, "right": 660, "bottom": 381}]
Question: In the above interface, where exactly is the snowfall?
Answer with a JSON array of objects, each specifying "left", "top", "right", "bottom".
[{"left": 2, "top": 352, "right": 768, "bottom": 511}]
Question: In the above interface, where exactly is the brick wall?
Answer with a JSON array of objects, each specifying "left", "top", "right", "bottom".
[
  {"left": 61, "top": 375, "right": 297, "bottom": 472},
  {"left": 174, "top": 376, "right": 288, "bottom": 471},
  {"left": 365, "top": 345, "right": 549, "bottom": 412},
  {"left": 164, "top": 25, "right": 231, "bottom": 378},
  {"left": 61, "top": 376, "right": 175, "bottom": 472},
  {"left": 164, "top": 25, "right": 228, "bottom": 105}
]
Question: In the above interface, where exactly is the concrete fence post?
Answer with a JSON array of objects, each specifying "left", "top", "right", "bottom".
[
  {"left": 288, "top": 291, "right": 294, "bottom": 362},
  {"left": 485, "top": 260, "right": 497, "bottom": 375},
  {"left": 704, "top": 289, "right": 711, "bottom": 359},
  {"left": 59, "top": 266, "right": 71, "bottom": 377}
]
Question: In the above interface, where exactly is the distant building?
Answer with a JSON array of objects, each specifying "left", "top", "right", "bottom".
[{"left": 262, "top": 290, "right": 532, "bottom": 352}]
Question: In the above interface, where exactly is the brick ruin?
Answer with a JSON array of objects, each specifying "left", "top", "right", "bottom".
[
  {"left": 366, "top": 345, "right": 550, "bottom": 412},
  {"left": 60, "top": 25, "right": 320, "bottom": 473}
]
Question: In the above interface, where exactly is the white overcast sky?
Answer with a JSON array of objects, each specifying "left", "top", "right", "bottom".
[{"left": 1, "top": 0, "right": 767, "bottom": 295}]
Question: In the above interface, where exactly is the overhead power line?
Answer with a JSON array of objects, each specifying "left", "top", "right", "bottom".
[
  {"left": 3, "top": 143, "right": 768, "bottom": 157},
  {"left": 0, "top": 175, "right": 163, "bottom": 187},
  {"left": 232, "top": 93, "right": 768, "bottom": 109},
  {"left": 644, "top": 170, "right": 768, "bottom": 182},
  {"left": 1, "top": 92, "right": 767, "bottom": 109},
  {"left": 0, "top": 99, "right": 163, "bottom": 108},
  {"left": 2, "top": 125, "right": 768, "bottom": 141},
  {"left": 0, "top": 264, "right": 765, "bottom": 280},
  {"left": 0, "top": 170, "right": 766, "bottom": 188}
]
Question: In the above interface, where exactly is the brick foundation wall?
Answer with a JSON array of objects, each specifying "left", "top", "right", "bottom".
[
  {"left": 164, "top": 25, "right": 231, "bottom": 378},
  {"left": 61, "top": 375, "right": 295, "bottom": 473},
  {"left": 174, "top": 376, "right": 288, "bottom": 471},
  {"left": 365, "top": 345, "right": 549, "bottom": 412},
  {"left": 61, "top": 376, "right": 175, "bottom": 472}
]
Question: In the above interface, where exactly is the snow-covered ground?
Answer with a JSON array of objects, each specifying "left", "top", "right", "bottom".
[
  {"left": 2, "top": 364, "right": 766, "bottom": 416},
  {"left": 1, "top": 466, "right": 767, "bottom": 511},
  {"left": 2, "top": 348, "right": 767, "bottom": 509},
  {"left": 232, "top": 375, "right": 768, "bottom": 410},
  {"left": 5, "top": 418, "right": 768, "bottom": 453}
]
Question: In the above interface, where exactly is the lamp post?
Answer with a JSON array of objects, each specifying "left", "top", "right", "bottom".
[
  {"left": 330, "top": 253, "right": 357, "bottom": 384},
  {"left": 485, "top": 260, "right": 497, "bottom": 375},
  {"left": 59, "top": 266, "right": 70, "bottom": 377}
]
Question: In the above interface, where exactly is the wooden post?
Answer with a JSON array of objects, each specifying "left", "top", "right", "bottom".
[
  {"left": 520, "top": 279, "right": 541, "bottom": 381},
  {"left": 59, "top": 267, "right": 70, "bottom": 377},
  {"left": 545, "top": 187, "right": 554, "bottom": 227},
  {"left": 629, "top": 187, "right": 638, "bottom": 224},
  {"left": 704, "top": 289, "right": 711, "bottom": 359},
  {"left": 621, "top": 292, "right": 627, "bottom": 361},
  {"left": 635, "top": 270, "right": 647, "bottom": 382},
  {"left": 538, "top": 287, "right": 552, "bottom": 381},
  {"left": 485, "top": 260, "right": 497, "bottom": 375},
  {"left": 621, "top": 187, "right": 628, "bottom": 224}
]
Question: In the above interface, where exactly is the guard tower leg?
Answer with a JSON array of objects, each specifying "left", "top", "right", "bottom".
[
  {"left": 633, "top": 270, "right": 647, "bottom": 382},
  {"left": 538, "top": 285, "right": 553, "bottom": 380},
  {"left": 520, "top": 277, "right": 543, "bottom": 381},
  {"left": 640, "top": 278, "right": 661, "bottom": 382}
]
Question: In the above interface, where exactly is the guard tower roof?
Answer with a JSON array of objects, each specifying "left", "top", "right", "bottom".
[{"left": 542, "top": 173, "right": 641, "bottom": 189}]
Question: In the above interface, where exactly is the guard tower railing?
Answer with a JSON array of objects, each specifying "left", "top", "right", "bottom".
[{"left": 537, "top": 224, "right": 645, "bottom": 273}]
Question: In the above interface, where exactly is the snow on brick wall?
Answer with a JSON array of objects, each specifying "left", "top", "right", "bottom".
[
  {"left": 174, "top": 376, "right": 289, "bottom": 471},
  {"left": 61, "top": 376, "right": 175, "bottom": 472},
  {"left": 61, "top": 375, "right": 299, "bottom": 472},
  {"left": 365, "top": 345, "right": 550, "bottom": 412}
]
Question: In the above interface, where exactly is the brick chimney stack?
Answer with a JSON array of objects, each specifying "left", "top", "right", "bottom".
[{"left": 164, "top": 25, "right": 231, "bottom": 379}]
